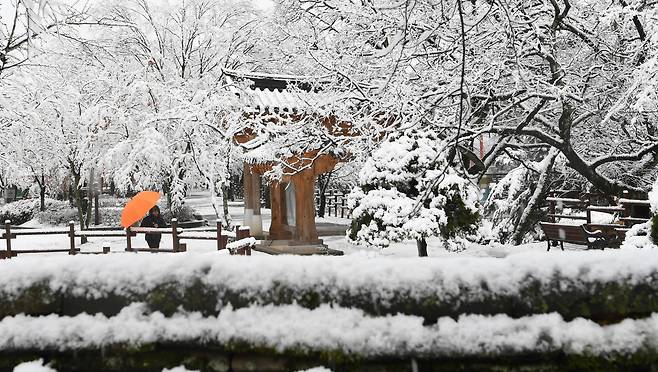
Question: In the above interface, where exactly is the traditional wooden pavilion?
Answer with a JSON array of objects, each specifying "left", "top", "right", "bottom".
[{"left": 226, "top": 69, "right": 347, "bottom": 255}]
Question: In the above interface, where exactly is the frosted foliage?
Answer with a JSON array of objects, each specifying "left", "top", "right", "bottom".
[
  {"left": 105, "top": 128, "right": 171, "bottom": 193},
  {"left": 485, "top": 166, "right": 535, "bottom": 242},
  {"left": 348, "top": 130, "right": 480, "bottom": 249}
]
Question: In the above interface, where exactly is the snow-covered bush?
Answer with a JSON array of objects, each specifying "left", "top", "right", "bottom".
[
  {"left": 348, "top": 130, "right": 480, "bottom": 253},
  {"left": 35, "top": 202, "right": 77, "bottom": 226},
  {"left": 162, "top": 205, "right": 198, "bottom": 223},
  {"left": 0, "top": 199, "right": 39, "bottom": 225}
]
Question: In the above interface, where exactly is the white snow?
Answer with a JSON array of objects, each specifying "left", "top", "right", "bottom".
[
  {"left": 1, "top": 302, "right": 657, "bottom": 357},
  {"left": 12, "top": 360, "right": 56, "bottom": 372},
  {"left": 162, "top": 367, "right": 199, "bottom": 372},
  {"left": 2, "top": 248, "right": 658, "bottom": 301}
]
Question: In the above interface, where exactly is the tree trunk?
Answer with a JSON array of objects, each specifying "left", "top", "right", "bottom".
[
  {"left": 38, "top": 174, "right": 46, "bottom": 212},
  {"left": 417, "top": 238, "right": 428, "bottom": 257},
  {"left": 39, "top": 187, "right": 46, "bottom": 212},
  {"left": 316, "top": 172, "right": 332, "bottom": 218},
  {"left": 71, "top": 173, "right": 87, "bottom": 244},
  {"left": 512, "top": 149, "right": 559, "bottom": 245},
  {"left": 222, "top": 183, "right": 231, "bottom": 229}
]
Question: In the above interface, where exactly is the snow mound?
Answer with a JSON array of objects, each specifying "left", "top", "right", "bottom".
[
  {"left": 3, "top": 249, "right": 658, "bottom": 302},
  {"left": 162, "top": 367, "right": 199, "bottom": 372},
  {"left": 13, "top": 360, "right": 56, "bottom": 372},
  {"left": 1, "top": 303, "right": 658, "bottom": 357}
]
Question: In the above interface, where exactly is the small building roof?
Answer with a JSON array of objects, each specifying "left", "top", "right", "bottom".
[{"left": 223, "top": 68, "right": 338, "bottom": 114}]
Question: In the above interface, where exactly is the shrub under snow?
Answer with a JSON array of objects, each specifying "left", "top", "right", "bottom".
[
  {"left": 348, "top": 130, "right": 480, "bottom": 251},
  {"left": 3, "top": 251, "right": 658, "bottom": 322}
]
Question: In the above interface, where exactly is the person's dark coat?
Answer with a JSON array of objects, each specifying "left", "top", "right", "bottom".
[{"left": 140, "top": 214, "right": 167, "bottom": 248}]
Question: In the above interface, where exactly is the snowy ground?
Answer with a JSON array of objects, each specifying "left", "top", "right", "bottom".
[{"left": 4, "top": 190, "right": 597, "bottom": 258}]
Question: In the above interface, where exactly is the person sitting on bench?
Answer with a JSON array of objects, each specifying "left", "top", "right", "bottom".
[{"left": 140, "top": 206, "right": 166, "bottom": 248}]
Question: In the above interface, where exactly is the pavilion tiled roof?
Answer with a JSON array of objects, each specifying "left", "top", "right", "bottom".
[{"left": 223, "top": 68, "right": 337, "bottom": 114}]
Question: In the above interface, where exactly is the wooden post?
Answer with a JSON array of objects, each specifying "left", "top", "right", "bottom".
[
  {"left": 103, "top": 246, "right": 110, "bottom": 254},
  {"left": 235, "top": 226, "right": 251, "bottom": 256},
  {"left": 171, "top": 218, "right": 179, "bottom": 252},
  {"left": 216, "top": 220, "right": 222, "bottom": 251},
  {"left": 340, "top": 198, "right": 346, "bottom": 218},
  {"left": 179, "top": 242, "right": 187, "bottom": 252},
  {"left": 68, "top": 221, "right": 76, "bottom": 255},
  {"left": 126, "top": 227, "right": 133, "bottom": 252},
  {"left": 4, "top": 220, "right": 12, "bottom": 259},
  {"left": 219, "top": 234, "right": 228, "bottom": 250},
  {"left": 293, "top": 170, "right": 320, "bottom": 243}
]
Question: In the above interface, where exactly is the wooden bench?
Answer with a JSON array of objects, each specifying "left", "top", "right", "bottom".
[{"left": 539, "top": 222, "right": 608, "bottom": 251}]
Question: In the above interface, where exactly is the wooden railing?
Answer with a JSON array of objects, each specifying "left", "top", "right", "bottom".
[{"left": 1, "top": 219, "right": 255, "bottom": 259}]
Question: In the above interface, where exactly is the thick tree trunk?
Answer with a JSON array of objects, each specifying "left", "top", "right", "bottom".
[
  {"left": 417, "top": 238, "right": 428, "bottom": 257},
  {"left": 39, "top": 187, "right": 46, "bottom": 212}
]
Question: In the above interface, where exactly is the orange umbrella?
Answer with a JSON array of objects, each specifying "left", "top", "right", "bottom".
[{"left": 121, "top": 191, "right": 161, "bottom": 228}]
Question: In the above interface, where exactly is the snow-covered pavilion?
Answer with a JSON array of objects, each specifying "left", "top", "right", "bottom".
[{"left": 225, "top": 69, "right": 348, "bottom": 255}]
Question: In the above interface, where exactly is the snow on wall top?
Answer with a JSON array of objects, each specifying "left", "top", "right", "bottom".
[
  {"left": 1, "top": 249, "right": 658, "bottom": 300},
  {"left": 2, "top": 302, "right": 658, "bottom": 357}
]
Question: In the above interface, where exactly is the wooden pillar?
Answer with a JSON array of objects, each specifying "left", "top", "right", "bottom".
[
  {"left": 171, "top": 218, "right": 179, "bottom": 252},
  {"left": 126, "top": 227, "right": 133, "bottom": 252},
  {"left": 4, "top": 220, "right": 12, "bottom": 259},
  {"left": 68, "top": 221, "right": 76, "bottom": 255},
  {"left": 292, "top": 169, "right": 319, "bottom": 243},
  {"left": 243, "top": 164, "right": 263, "bottom": 237},
  {"left": 269, "top": 180, "right": 292, "bottom": 240}
]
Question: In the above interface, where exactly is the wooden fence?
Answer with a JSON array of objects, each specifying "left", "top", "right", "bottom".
[
  {"left": 1, "top": 219, "right": 254, "bottom": 259},
  {"left": 316, "top": 190, "right": 350, "bottom": 218}
]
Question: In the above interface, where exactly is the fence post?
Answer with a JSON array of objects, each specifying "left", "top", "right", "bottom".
[
  {"left": 334, "top": 193, "right": 339, "bottom": 216},
  {"left": 126, "top": 226, "right": 133, "bottom": 252},
  {"left": 103, "top": 246, "right": 110, "bottom": 254},
  {"left": 179, "top": 242, "right": 187, "bottom": 252},
  {"left": 235, "top": 226, "right": 251, "bottom": 256},
  {"left": 4, "top": 220, "right": 12, "bottom": 259},
  {"left": 68, "top": 221, "right": 76, "bottom": 255},
  {"left": 171, "top": 218, "right": 179, "bottom": 252},
  {"left": 340, "top": 198, "right": 346, "bottom": 218},
  {"left": 216, "top": 220, "right": 222, "bottom": 251}
]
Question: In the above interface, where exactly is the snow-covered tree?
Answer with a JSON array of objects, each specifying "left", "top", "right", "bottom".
[
  {"left": 348, "top": 129, "right": 480, "bottom": 256},
  {"left": 96, "top": 0, "right": 258, "bottom": 221}
]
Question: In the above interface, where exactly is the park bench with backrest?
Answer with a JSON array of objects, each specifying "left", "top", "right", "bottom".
[
  {"left": 541, "top": 191, "right": 655, "bottom": 251},
  {"left": 539, "top": 222, "right": 607, "bottom": 251}
]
